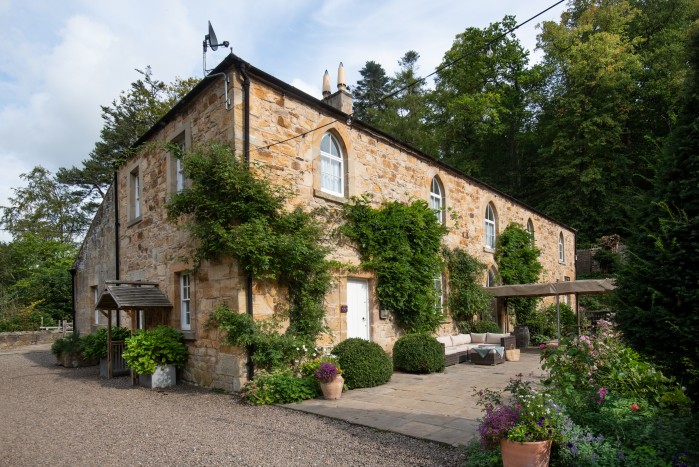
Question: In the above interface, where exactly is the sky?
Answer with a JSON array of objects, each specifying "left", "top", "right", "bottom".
[{"left": 0, "top": 0, "right": 567, "bottom": 242}]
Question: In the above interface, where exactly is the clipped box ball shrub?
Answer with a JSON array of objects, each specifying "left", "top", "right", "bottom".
[
  {"left": 332, "top": 338, "right": 392, "bottom": 389},
  {"left": 393, "top": 333, "right": 445, "bottom": 374}
]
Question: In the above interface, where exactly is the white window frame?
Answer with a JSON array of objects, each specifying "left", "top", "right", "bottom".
[
  {"left": 429, "top": 177, "right": 444, "bottom": 223},
  {"left": 92, "top": 286, "right": 99, "bottom": 325},
  {"left": 559, "top": 233, "right": 565, "bottom": 263},
  {"left": 320, "top": 132, "right": 344, "bottom": 197},
  {"left": 485, "top": 203, "right": 496, "bottom": 250},
  {"left": 433, "top": 274, "right": 444, "bottom": 312},
  {"left": 180, "top": 274, "right": 191, "bottom": 331},
  {"left": 526, "top": 219, "right": 535, "bottom": 241},
  {"left": 486, "top": 267, "right": 498, "bottom": 287},
  {"left": 174, "top": 138, "right": 186, "bottom": 192},
  {"left": 130, "top": 168, "right": 141, "bottom": 220},
  {"left": 137, "top": 310, "right": 144, "bottom": 330}
]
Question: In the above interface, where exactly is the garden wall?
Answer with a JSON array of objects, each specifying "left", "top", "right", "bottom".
[{"left": 0, "top": 331, "right": 64, "bottom": 350}]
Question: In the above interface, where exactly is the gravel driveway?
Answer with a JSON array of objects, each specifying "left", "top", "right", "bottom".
[{"left": 0, "top": 345, "right": 465, "bottom": 466}]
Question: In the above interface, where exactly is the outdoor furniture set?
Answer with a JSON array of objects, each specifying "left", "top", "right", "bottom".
[{"left": 437, "top": 332, "right": 516, "bottom": 366}]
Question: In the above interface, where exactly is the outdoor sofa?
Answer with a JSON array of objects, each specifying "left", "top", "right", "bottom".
[{"left": 437, "top": 333, "right": 516, "bottom": 366}]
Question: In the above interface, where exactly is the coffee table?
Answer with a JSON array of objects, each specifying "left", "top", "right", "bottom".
[{"left": 470, "top": 345, "right": 505, "bottom": 365}]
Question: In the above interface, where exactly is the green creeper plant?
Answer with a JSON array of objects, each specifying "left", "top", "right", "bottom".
[
  {"left": 444, "top": 248, "right": 493, "bottom": 332},
  {"left": 341, "top": 195, "right": 447, "bottom": 333}
]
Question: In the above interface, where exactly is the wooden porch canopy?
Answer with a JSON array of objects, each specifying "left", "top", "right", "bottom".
[
  {"left": 486, "top": 279, "right": 616, "bottom": 340},
  {"left": 95, "top": 280, "right": 173, "bottom": 382}
]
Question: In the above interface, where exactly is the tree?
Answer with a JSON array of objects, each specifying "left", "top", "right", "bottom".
[
  {"left": 495, "top": 223, "right": 542, "bottom": 326},
  {"left": 531, "top": 0, "right": 695, "bottom": 244},
  {"left": 0, "top": 166, "right": 89, "bottom": 243},
  {"left": 57, "top": 67, "right": 199, "bottom": 212},
  {"left": 351, "top": 60, "right": 391, "bottom": 124},
  {"left": 615, "top": 24, "right": 699, "bottom": 403},
  {"left": 431, "top": 16, "right": 537, "bottom": 194}
]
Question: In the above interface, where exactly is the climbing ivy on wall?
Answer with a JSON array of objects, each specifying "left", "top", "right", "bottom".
[
  {"left": 341, "top": 195, "right": 447, "bottom": 333},
  {"left": 494, "top": 222, "right": 542, "bottom": 326},
  {"left": 166, "top": 143, "right": 332, "bottom": 341},
  {"left": 443, "top": 248, "right": 493, "bottom": 333}
]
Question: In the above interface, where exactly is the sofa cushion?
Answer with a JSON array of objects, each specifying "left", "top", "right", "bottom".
[
  {"left": 451, "top": 334, "right": 471, "bottom": 346},
  {"left": 486, "top": 333, "right": 511, "bottom": 344},
  {"left": 470, "top": 333, "right": 487, "bottom": 343},
  {"left": 436, "top": 336, "right": 453, "bottom": 347}
]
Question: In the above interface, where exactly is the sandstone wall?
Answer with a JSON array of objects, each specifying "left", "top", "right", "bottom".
[
  {"left": 0, "top": 331, "right": 65, "bottom": 349},
  {"left": 75, "top": 59, "right": 576, "bottom": 390}
]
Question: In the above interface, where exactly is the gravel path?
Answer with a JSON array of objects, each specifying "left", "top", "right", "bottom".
[{"left": 0, "top": 346, "right": 466, "bottom": 466}]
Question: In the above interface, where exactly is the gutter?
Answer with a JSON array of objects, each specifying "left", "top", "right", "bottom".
[{"left": 238, "top": 61, "right": 254, "bottom": 381}]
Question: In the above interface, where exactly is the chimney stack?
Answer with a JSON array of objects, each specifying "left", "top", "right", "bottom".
[{"left": 322, "top": 62, "right": 353, "bottom": 115}]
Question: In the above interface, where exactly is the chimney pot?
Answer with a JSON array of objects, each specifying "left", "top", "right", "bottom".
[
  {"left": 337, "top": 62, "right": 346, "bottom": 92},
  {"left": 322, "top": 70, "right": 331, "bottom": 97}
]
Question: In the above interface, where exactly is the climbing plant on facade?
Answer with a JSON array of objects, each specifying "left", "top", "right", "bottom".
[
  {"left": 444, "top": 248, "right": 493, "bottom": 333},
  {"left": 341, "top": 195, "right": 447, "bottom": 333},
  {"left": 166, "top": 143, "right": 333, "bottom": 342},
  {"left": 494, "top": 222, "right": 542, "bottom": 326}
]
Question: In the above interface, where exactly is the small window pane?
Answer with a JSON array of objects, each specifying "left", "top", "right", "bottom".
[{"left": 320, "top": 133, "right": 344, "bottom": 196}]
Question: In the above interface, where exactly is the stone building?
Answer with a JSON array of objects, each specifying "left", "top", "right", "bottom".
[{"left": 73, "top": 54, "right": 576, "bottom": 391}]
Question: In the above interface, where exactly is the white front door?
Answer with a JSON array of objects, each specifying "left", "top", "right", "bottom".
[{"left": 346, "top": 279, "right": 370, "bottom": 340}]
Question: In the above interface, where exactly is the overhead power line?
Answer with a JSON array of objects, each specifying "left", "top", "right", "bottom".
[{"left": 251, "top": 0, "right": 565, "bottom": 154}]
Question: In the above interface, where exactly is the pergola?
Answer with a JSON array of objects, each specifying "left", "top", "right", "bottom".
[
  {"left": 95, "top": 280, "right": 173, "bottom": 382},
  {"left": 486, "top": 278, "right": 616, "bottom": 340}
]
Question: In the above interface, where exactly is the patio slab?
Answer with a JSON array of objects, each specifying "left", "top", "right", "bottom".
[{"left": 284, "top": 348, "right": 546, "bottom": 446}]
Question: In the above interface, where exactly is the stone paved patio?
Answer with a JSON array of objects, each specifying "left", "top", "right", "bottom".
[{"left": 284, "top": 348, "right": 547, "bottom": 446}]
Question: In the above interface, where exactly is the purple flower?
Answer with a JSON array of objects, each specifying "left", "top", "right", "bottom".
[{"left": 315, "top": 362, "right": 340, "bottom": 383}]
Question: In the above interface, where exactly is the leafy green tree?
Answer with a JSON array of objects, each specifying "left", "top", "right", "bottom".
[
  {"left": 0, "top": 166, "right": 89, "bottom": 243},
  {"left": 495, "top": 223, "right": 542, "bottom": 326},
  {"left": 532, "top": 0, "right": 695, "bottom": 244},
  {"left": 58, "top": 67, "right": 199, "bottom": 212},
  {"left": 444, "top": 248, "right": 493, "bottom": 332},
  {"left": 615, "top": 24, "right": 699, "bottom": 404},
  {"left": 431, "top": 16, "right": 537, "bottom": 194},
  {"left": 351, "top": 60, "right": 391, "bottom": 124}
]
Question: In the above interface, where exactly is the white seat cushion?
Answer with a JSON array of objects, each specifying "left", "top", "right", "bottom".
[
  {"left": 436, "top": 336, "right": 453, "bottom": 347},
  {"left": 470, "top": 333, "right": 487, "bottom": 343},
  {"left": 451, "top": 334, "right": 471, "bottom": 346}
]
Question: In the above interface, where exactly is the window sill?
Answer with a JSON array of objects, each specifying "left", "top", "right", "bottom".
[
  {"left": 483, "top": 246, "right": 495, "bottom": 254},
  {"left": 126, "top": 216, "right": 142, "bottom": 228},
  {"left": 181, "top": 330, "right": 196, "bottom": 341},
  {"left": 314, "top": 189, "right": 347, "bottom": 205}
]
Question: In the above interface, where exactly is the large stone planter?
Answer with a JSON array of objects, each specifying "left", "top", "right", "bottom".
[
  {"left": 60, "top": 352, "right": 97, "bottom": 368},
  {"left": 320, "top": 375, "right": 344, "bottom": 400},
  {"left": 138, "top": 364, "right": 176, "bottom": 389}
]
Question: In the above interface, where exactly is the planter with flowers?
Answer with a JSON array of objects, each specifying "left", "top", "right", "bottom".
[
  {"left": 476, "top": 378, "right": 562, "bottom": 467},
  {"left": 315, "top": 361, "right": 344, "bottom": 400}
]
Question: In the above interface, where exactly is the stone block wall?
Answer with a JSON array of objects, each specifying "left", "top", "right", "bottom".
[
  {"left": 0, "top": 331, "right": 64, "bottom": 350},
  {"left": 75, "top": 56, "right": 576, "bottom": 390}
]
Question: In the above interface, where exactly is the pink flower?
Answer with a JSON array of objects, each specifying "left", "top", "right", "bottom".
[
  {"left": 598, "top": 387, "right": 607, "bottom": 397},
  {"left": 630, "top": 403, "right": 640, "bottom": 411},
  {"left": 539, "top": 344, "right": 546, "bottom": 349}
]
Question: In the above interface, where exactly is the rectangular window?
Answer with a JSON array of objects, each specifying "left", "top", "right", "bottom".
[
  {"left": 92, "top": 286, "right": 99, "bottom": 325},
  {"left": 137, "top": 310, "right": 144, "bottom": 330},
  {"left": 180, "top": 274, "right": 191, "bottom": 331},
  {"left": 130, "top": 168, "right": 141, "bottom": 220},
  {"left": 173, "top": 137, "right": 186, "bottom": 193},
  {"left": 434, "top": 274, "right": 444, "bottom": 312},
  {"left": 321, "top": 155, "right": 342, "bottom": 195}
]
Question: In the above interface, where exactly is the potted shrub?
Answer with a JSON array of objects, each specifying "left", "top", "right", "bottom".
[
  {"left": 81, "top": 327, "right": 131, "bottom": 377},
  {"left": 50, "top": 332, "right": 97, "bottom": 368},
  {"left": 476, "top": 378, "right": 562, "bottom": 467},
  {"left": 314, "top": 361, "right": 344, "bottom": 400},
  {"left": 122, "top": 326, "right": 189, "bottom": 388}
]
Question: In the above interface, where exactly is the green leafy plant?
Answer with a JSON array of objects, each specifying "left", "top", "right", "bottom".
[
  {"left": 494, "top": 223, "right": 542, "bottom": 326},
  {"left": 332, "top": 338, "right": 393, "bottom": 389},
  {"left": 472, "top": 320, "right": 501, "bottom": 334},
  {"left": 240, "top": 370, "right": 317, "bottom": 405},
  {"left": 50, "top": 332, "right": 83, "bottom": 358},
  {"left": 528, "top": 302, "right": 576, "bottom": 340},
  {"left": 167, "top": 143, "right": 333, "bottom": 343},
  {"left": 122, "top": 326, "right": 188, "bottom": 375},
  {"left": 341, "top": 195, "right": 447, "bottom": 333},
  {"left": 444, "top": 248, "right": 493, "bottom": 332},
  {"left": 80, "top": 327, "right": 131, "bottom": 360},
  {"left": 392, "top": 333, "right": 445, "bottom": 374}
]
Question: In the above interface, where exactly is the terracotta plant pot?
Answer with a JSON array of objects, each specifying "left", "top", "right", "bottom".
[
  {"left": 320, "top": 375, "right": 344, "bottom": 400},
  {"left": 500, "top": 438, "right": 552, "bottom": 467}
]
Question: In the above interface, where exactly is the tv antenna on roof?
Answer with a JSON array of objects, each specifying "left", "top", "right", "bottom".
[
  {"left": 202, "top": 21, "right": 231, "bottom": 110},
  {"left": 203, "top": 21, "right": 230, "bottom": 75}
]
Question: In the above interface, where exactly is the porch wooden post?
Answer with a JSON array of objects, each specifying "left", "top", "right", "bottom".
[{"left": 107, "top": 310, "right": 113, "bottom": 378}]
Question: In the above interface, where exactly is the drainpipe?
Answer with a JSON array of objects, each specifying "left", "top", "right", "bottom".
[
  {"left": 69, "top": 268, "right": 76, "bottom": 335},
  {"left": 238, "top": 62, "right": 254, "bottom": 381},
  {"left": 113, "top": 170, "right": 121, "bottom": 327}
]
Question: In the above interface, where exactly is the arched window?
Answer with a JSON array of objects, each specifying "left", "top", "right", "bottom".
[
  {"left": 558, "top": 232, "right": 565, "bottom": 263},
  {"left": 484, "top": 203, "right": 496, "bottom": 249},
  {"left": 486, "top": 267, "right": 498, "bottom": 287},
  {"left": 526, "top": 218, "right": 535, "bottom": 241},
  {"left": 320, "top": 132, "right": 344, "bottom": 196},
  {"left": 429, "top": 176, "right": 444, "bottom": 223},
  {"left": 433, "top": 273, "right": 444, "bottom": 312}
]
